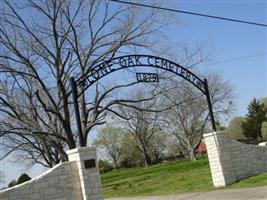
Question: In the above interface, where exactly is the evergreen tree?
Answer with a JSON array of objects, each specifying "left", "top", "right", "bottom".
[
  {"left": 8, "top": 180, "right": 16, "bottom": 188},
  {"left": 16, "top": 173, "right": 31, "bottom": 185},
  {"left": 242, "top": 98, "right": 267, "bottom": 142}
]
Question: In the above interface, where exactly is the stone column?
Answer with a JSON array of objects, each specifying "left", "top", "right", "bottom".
[
  {"left": 67, "top": 147, "right": 104, "bottom": 200},
  {"left": 203, "top": 132, "right": 236, "bottom": 187}
]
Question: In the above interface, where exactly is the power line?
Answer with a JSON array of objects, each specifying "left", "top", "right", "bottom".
[
  {"left": 201, "top": 52, "right": 266, "bottom": 67},
  {"left": 110, "top": 0, "right": 267, "bottom": 27}
]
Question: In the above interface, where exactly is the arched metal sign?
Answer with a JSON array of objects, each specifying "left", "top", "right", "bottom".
[
  {"left": 70, "top": 55, "right": 216, "bottom": 146},
  {"left": 76, "top": 55, "right": 206, "bottom": 95}
]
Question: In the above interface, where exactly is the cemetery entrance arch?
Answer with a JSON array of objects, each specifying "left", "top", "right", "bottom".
[{"left": 70, "top": 55, "right": 216, "bottom": 146}]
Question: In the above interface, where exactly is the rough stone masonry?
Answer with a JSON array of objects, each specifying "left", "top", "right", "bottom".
[
  {"left": 0, "top": 147, "right": 104, "bottom": 200},
  {"left": 204, "top": 131, "right": 267, "bottom": 187}
]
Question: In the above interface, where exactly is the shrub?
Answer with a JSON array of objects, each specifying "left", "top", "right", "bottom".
[
  {"left": 16, "top": 173, "right": 31, "bottom": 185},
  {"left": 99, "top": 160, "right": 114, "bottom": 174},
  {"left": 8, "top": 180, "right": 17, "bottom": 188}
]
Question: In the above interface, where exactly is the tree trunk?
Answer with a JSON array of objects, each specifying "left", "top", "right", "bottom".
[
  {"left": 143, "top": 151, "right": 152, "bottom": 166},
  {"left": 188, "top": 143, "right": 197, "bottom": 161},
  {"left": 113, "top": 159, "right": 119, "bottom": 169}
]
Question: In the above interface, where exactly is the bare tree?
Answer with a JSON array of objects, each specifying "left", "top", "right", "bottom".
[
  {"left": 0, "top": 0, "right": 169, "bottom": 166},
  {"left": 162, "top": 73, "right": 234, "bottom": 160},
  {"left": 93, "top": 126, "right": 125, "bottom": 169},
  {"left": 117, "top": 90, "right": 165, "bottom": 166}
]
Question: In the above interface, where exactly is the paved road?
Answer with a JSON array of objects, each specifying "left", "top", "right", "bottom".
[{"left": 107, "top": 186, "right": 267, "bottom": 200}]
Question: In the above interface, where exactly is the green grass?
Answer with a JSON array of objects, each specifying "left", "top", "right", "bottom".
[
  {"left": 101, "top": 158, "right": 213, "bottom": 197},
  {"left": 101, "top": 158, "right": 267, "bottom": 198},
  {"left": 229, "top": 172, "right": 267, "bottom": 188}
]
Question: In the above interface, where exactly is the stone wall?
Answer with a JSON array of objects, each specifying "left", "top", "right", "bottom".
[
  {"left": 204, "top": 131, "right": 267, "bottom": 187},
  {"left": 0, "top": 147, "right": 103, "bottom": 200},
  {"left": 0, "top": 162, "right": 82, "bottom": 200}
]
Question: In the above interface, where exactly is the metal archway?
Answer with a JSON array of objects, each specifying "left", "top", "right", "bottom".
[{"left": 70, "top": 54, "right": 216, "bottom": 146}]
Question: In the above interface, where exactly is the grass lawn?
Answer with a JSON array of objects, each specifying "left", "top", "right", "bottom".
[
  {"left": 101, "top": 157, "right": 267, "bottom": 198},
  {"left": 229, "top": 172, "right": 267, "bottom": 188}
]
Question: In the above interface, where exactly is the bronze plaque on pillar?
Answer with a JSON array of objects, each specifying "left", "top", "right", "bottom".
[{"left": 84, "top": 159, "right": 96, "bottom": 169}]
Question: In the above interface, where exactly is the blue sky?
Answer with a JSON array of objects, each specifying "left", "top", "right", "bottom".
[
  {"left": 1, "top": 0, "right": 266, "bottom": 186},
  {"left": 165, "top": 0, "right": 266, "bottom": 116}
]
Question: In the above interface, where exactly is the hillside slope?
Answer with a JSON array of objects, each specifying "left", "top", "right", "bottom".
[
  {"left": 101, "top": 158, "right": 213, "bottom": 197},
  {"left": 101, "top": 157, "right": 267, "bottom": 198}
]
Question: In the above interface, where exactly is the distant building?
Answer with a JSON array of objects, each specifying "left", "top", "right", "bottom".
[{"left": 197, "top": 142, "right": 207, "bottom": 154}]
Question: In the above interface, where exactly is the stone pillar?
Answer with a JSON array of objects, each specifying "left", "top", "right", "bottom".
[
  {"left": 67, "top": 147, "right": 104, "bottom": 200},
  {"left": 203, "top": 132, "right": 236, "bottom": 187}
]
